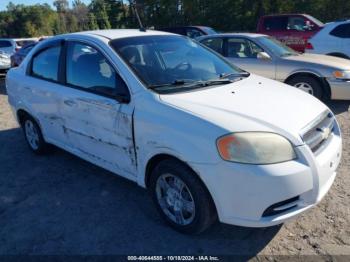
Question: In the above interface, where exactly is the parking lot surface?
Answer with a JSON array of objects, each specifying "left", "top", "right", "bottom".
[{"left": 0, "top": 78, "right": 349, "bottom": 258}]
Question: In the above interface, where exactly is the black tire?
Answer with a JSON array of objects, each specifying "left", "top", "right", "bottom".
[
  {"left": 21, "top": 115, "right": 50, "bottom": 154},
  {"left": 149, "top": 159, "right": 217, "bottom": 234},
  {"left": 287, "top": 76, "right": 323, "bottom": 100}
]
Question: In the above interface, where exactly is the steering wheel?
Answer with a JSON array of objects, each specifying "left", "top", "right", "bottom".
[{"left": 174, "top": 61, "right": 192, "bottom": 72}]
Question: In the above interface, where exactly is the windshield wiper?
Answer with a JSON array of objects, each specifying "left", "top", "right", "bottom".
[
  {"left": 148, "top": 79, "right": 196, "bottom": 89},
  {"left": 148, "top": 77, "right": 239, "bottom": 92},
  {"left": 219, "top": 72, "right": 250, "bottom": 79}
]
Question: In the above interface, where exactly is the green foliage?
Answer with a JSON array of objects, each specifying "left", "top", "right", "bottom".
[{"left": 1, "top": 0, "right": 350, "bottom": 38}]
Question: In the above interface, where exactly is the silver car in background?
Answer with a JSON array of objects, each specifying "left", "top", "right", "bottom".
[{"left": 198, "top": 33, "right": 350, "bottom": 100}]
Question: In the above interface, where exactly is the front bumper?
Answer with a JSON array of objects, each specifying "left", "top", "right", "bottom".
[
  {"left": 327, "top": 78, "right": 350, "bottom": 100},
  {"left": 190, "top": 130, "right": 342, "bottom": 227}
]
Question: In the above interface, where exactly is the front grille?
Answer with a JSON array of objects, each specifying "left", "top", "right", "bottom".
[{"left": 301, "top": 111, "right": 335, "bottom": 153}]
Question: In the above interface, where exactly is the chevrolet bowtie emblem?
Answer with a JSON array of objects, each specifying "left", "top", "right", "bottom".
[{"left": 319, "top": 127, "right": 331, "bottom": 140}]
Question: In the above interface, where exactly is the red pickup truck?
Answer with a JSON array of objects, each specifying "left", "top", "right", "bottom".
[{"left": 257, "top": 14, "right": 324, "bottom": 52}]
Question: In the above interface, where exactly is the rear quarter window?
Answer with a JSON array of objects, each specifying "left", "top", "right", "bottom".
[{"left": 330, "top": 23, "right": 350, "bottom": 38}]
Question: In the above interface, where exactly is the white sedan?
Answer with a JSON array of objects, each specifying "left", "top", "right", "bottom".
[
  {"left": 306, "top": 19, "right": 350, "bottom": 59},
  {"left": 6, "top": 29, "right": 342, "bottom": 233}
]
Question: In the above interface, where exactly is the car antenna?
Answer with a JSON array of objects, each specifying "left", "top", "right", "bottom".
[{"left": 131, "top": 0, "right": 146, "bottom": 32}]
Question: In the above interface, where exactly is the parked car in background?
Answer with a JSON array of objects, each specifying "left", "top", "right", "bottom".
[
  {"left": 199, "top": 33, "right": 350, "bottom": 100},
  {"left": 6, "top": 29, "right": 342, "bottom": 234},
  {"left": 11, "top": 42, "right": 37, "bottom": 67},
  {"left": 15, "top": 38, "right": 37, "bottom": 48},
  {"left": 0, "top": 51, "right": 11, "bottom": 74},
  {"left": 158, "top": 26, "right": 217, "bottom": 38},
  {"left": 305, "top": 19, "right": 350, "bottom": 59},
  {"left": 0, "top": 39, "right": 20, "bottom": 56},
  {"left": 257, "top": 14, "right": 324, "bottom": 52}
]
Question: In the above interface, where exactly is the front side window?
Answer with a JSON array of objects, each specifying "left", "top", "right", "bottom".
[
  {"left": 32, "top": 46, "right": 61, "bottom": 81},
  {"left": 110, "top": 35, "right": 244, "bottom": 92},
  {"left": 66, "top": 42, "right": 118, "bottom": 96},
  {"left": 201, "top": 38, "right": 224, "bottom": 54},
  {"left": 226, "top": 38, "right": 263, "bottom": 58}
]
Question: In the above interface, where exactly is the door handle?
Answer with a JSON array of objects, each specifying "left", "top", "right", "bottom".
[{"left": 63, "top": 100, "right": 76, "bottom": 106}]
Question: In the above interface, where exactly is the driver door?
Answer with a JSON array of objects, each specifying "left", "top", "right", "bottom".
[
  {"left": 58, "top": 41, "right": 136, "bottom": 178},
  {"left": 224, "top": 37, "right": 276, "bottom": 79}
]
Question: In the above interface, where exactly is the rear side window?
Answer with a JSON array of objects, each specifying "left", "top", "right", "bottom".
[
  {"left": 0, "top": 40, "right": 12, "bottom": 48},
  {"left": 330, "top": 23, "right": 350, "bottom": 38},
  {"left": 31, "top": 46, "right": 61, "bottom": 82},
  {"left": 263, "top": 17, "right": 288, "bottom": 31},
  {"left": 201, "top": 38, "right": 224, "bottom": 54}
]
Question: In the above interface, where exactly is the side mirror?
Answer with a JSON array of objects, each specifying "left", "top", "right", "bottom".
[{"left": 257, "top": 52, "right": 271, "bottom": 61}]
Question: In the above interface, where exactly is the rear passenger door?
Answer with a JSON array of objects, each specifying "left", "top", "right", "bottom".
[
  {"left": 27, "top": 40, "right": 69, "bottom": 146},
  {"left": 58, "top": 40, "right": 136, "bottom": 178}
]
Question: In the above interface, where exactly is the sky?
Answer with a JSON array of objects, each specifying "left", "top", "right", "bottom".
[{"left": 0, "top": 0, "right": 92, "bottom": 11}]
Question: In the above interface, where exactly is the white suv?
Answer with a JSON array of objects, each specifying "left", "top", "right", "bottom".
[
  {"left": 6, "top": 30, "right": 342, "bottom": 233},
  {"left": 306, "top": 20, "right": 350, "bottom": 59}
]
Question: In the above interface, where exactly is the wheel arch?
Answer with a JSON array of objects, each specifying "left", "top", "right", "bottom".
[
  {"left": 144, "top": 153, "right": 218, "bottom": 215},
  {"left": 284, "top": 71, "right": 331, "bottom": 100}
]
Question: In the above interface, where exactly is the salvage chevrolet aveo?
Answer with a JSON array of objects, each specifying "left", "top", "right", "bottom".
[{"left": 6, "top": 30, "right": 342, "bottom": 234}]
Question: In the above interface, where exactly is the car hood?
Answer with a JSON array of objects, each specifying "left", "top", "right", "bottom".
[
  {"left": 159, "top": 75, "right": 329, "bottom": 145},
  {"left": 283, "top": 53, "right": 350, "bottom": 70}
]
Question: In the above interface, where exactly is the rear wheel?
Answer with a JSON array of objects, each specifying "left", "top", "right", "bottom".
[
  {"left": 22, "top": 115, "right": 50, "bottom": 154},
  {"left": 150, "top": 159, "right": 217, "bottom": 234},
  {"left": 287, "top": 76, "right": 323, "bottom": 99}
]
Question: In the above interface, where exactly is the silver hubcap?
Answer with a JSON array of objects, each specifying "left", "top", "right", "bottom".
[
  {"left": 294, "top": 82, "right": 314, "bottom": 95},
  {"left": 156, "top": 174, "right": 195, "bottom": 226},
  {"left": 24, "top": 120, "right": 39, "bottom": 150}
]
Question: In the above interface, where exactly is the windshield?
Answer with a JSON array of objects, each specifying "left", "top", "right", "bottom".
[
  {"left": 258, "top": 36, "right": 298, "bottom": 57},
  {"left": 110, "top": 35, "right": 245, "bottom": 92}
]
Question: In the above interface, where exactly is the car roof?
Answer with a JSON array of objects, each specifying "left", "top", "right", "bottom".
[{"left": 69, "top": 29, "right": 174, "bottom": 40}]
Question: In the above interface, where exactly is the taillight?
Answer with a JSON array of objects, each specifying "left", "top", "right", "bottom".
[
  {"left": 15, "top": 47, "right": 20, "bottom": 52},
  {"left": 306, "top": 42, "right": 314, "bottom": 50}
]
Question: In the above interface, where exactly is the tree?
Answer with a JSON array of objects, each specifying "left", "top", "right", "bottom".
[
  {"left": 72, "top": 0, "right": 90, "bottom": 30},
  {"left": 88, "top": 12, "right": 99, "bottom": 30},
  {"left": 53, "top": 0, "right": 69, "bottom": 13},
  {"left": 90, "top": 0, "right": 111, "bottom": 29}
]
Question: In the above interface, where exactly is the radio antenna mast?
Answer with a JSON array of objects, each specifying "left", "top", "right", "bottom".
[{"left": 131, "top": 0, "right": 146, "bottom": 32}]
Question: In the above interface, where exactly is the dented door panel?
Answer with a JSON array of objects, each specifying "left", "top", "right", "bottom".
[{"left": 58, "top": 86, "right": 137, "bottom": 178}]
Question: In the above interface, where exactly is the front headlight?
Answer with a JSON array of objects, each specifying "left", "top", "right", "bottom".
[
  {"left": 216, "top": 132, "right": 296, "bottom": 164},
  {"left": 333, "top": 70, "right": 350, "bottom": 80}
]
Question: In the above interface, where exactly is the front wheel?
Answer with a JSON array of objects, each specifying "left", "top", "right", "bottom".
[
  {"left": 150, "top": 159, "right": 217, "bottom": 234},
  {"left": 287, "top": 76, "right": 323, "bottom": 99}
]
